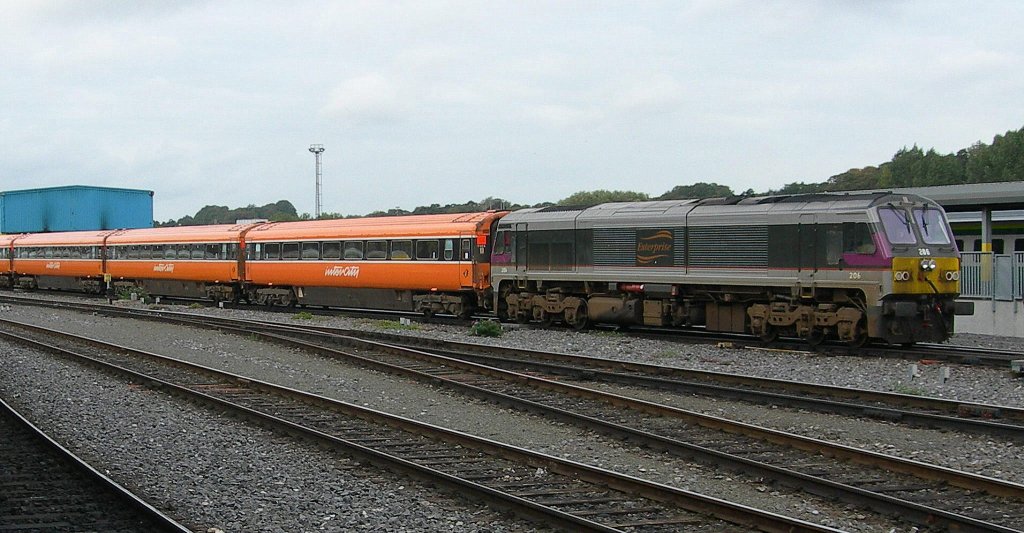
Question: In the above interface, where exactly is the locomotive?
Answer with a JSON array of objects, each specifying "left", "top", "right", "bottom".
[{"left": 0, "top": 192, "right": 973, "bottom": 345}]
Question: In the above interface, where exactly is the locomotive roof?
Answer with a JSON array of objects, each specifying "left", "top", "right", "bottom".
[
  {"left": 500, "top": 192, "right": 936, "bottom": 226},
  {"left": 245, "top": 211, "right": 505, "bottom": 241}
]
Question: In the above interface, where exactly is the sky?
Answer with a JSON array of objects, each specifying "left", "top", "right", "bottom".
[{"left": 2, "top": 1, "right": 1023, "bottom": 222}]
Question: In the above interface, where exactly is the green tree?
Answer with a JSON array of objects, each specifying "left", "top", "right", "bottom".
[
  {"left": 656, "top": 182, "right": 734, "bottom": 200},
  {"left": 558, "top": 190, "right": 650, "bottom": 205}
]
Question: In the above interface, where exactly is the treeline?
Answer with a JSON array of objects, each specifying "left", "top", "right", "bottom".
[
  {"left": 156, "top": 200, "right": 301, "bottom": 227},
  {"left": 160, "top": 125, "right": 1023, "bottom": 225},
  {"left": 779, "top": 125, "right": 1024, "bottom": 194}
]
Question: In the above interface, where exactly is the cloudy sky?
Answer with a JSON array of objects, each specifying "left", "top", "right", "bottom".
[{"left": 2, "top": 1, "right": 1023, "bottom": 221}]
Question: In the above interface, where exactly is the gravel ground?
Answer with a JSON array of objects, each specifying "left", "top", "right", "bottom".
[
  {"left": 0, "top": 343, "right": 543, "bottom": 533},
  {"left": 3, "top": 296, "right": 1024, "bottom": 532}
]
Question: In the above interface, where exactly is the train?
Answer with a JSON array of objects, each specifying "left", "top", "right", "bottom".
[{"left": 0, "top": 191, "right": 974, "bottom": 346}]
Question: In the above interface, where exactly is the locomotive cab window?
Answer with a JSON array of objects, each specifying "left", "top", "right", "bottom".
[
  {"left": 843, "top": 222, "right": 876, "bottom": 255},
  {"left": 878, "top": 207, "right": 916, "bottom": 245},
  {"left": 913, "top": 207, "right": 951, "bottom": 245}
]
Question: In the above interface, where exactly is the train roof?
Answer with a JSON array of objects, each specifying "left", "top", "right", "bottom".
[
  {"left": 105, "top": 224, "right": 257, "bottom": 244},
  {"left": 11, "top": 230, "right": 115, "bottom": 246},
  {"left": 245, "top": 211, "right": 506, "bottom": 241},
  {"left": 500, "top": 192, "right": 939, "bottom": 227}
]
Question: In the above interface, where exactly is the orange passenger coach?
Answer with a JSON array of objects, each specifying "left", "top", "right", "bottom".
[
  {"left": 0, "top": 233, "right": 19, "bottom": 287},
  {"left": 104, "top": 224, "right": 254, "bottom": 301},
  {"left": 243, "top": 211, "right": 506, "bottom": 316},
  {"left": 10, "top": 230, "right": 110, "bottom": 292}
]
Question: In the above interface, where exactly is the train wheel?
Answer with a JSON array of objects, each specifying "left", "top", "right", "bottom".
[
  {"left": 568, "top": 302, "right": 589, "bottom": 331},
  {"left": 846, "top": 323, "right": 869, "bottom": 348},
  {"left": 538, "top": 312, "right": 555, "bottom": 328},
  {"left": 422, "top": 308, "right": 434, "bottom": 322},
  {"left": 806, "top": 328, "right": 826, "bottom": 348},
  {"left": 758, "top": 324, "right": 778, "bottom": 344},
  {"left": 515, "top": 311, "right": 530, "bottom": 324}
]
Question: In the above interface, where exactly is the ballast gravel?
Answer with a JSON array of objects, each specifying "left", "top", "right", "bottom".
[
  {"left": 0, "top": 344, "right": 541, "bottom": 533},
  {"left": 2, "top": 296, "right": 1023, "bottom": 532}
]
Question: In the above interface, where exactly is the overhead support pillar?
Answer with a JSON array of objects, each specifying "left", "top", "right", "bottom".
[{"left": 981, "top": 207, "right": 993, "bottom": 253}]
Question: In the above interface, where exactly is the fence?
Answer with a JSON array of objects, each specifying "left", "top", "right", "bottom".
[{"left": 959, "top": 251, "right": 1024, "bottom": 300}]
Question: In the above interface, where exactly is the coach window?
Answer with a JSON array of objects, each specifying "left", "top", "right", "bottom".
[
  {"left": 227, "top": 243, "right": 238, "bottom": 259},
  {"left": 416, "top": 240, "right": 439, "bottom": 260},
  {"left": 178, "top": 246, "right": 191, "bottom": 260},
  {"left": 264, "top": 243, "right": 281, "bottom": 260},
  {"left": 205, "top": 244, "right": 220, "bottom": 259},
  {"left": 444, "top": 239, "right": 454, "bottom": 260},
  {"left": 322, "top": 241, "right": 341, "bottom": 260},
  {"left": 366, "top": 241, "right": 387, "bottom": 259},
  {"left": 45, "top": 247, "right": 54, "bottom": 259},
  {"left": 391, "top": 240, "right": 412, "bottom": 260},
  {"left": 282, "top": 243, "right": 300, "bottom": 260},
  {"left": 974, "top": 239, "right": 1005, "bottom": 253},
  {"left": 191, "top": 245, "right": 205, "bottom": 259},
  {"left": 302, "top": 242, "right": 321, "bottom": 260},
  {"left": 343, "top": 241, "right": 364, "bottom": 259}
]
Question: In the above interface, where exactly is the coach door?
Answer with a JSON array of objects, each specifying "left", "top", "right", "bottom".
[{"left": 798, "top": 214, "right": 817, "bottom": 282}]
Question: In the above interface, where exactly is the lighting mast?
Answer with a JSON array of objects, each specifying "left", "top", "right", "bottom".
[{"left": 308, "top": 144, "right": 325, "bottom": 218}]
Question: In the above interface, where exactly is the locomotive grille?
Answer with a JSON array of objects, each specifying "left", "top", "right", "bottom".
[
  {"left": 593, "top": 228, "right": 635, "bottom": 266},
  {"left": 688, "top": 225, "right": 768, "bottom": 268}
]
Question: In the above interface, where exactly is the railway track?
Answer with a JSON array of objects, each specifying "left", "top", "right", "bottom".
[
  {"left": 0, "top": 397, "right": 191, "bottom": 533},
  {"left": 0, "top": 320, "right": 837, "bottom": 533},
  {"left": 3, "top": 309, "right": 1024, "bottom": 532}
]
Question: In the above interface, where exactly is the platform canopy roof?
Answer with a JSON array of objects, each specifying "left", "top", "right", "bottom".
[{"left": 861, "top": 182, "right": 1024, "bottom": 212}]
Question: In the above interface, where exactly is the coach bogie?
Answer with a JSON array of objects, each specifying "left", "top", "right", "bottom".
[
  {"left": 414, "top": 292, "right": 474, "bottom": 319},
  {"left": 252, "top": 287, "right": 296, "bottom": 307}
]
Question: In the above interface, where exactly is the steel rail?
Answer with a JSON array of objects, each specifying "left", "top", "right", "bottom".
[
  {"left": 0, "top": 397, "right": 192, "bottom": 533},
  {"left": 4, "top": 313, "right": 1022, "bottom": 532},
  {"left": 0, "top": 323, "right": 838, "bottom": 533}
]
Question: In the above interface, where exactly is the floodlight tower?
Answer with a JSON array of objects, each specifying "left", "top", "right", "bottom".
[{"left": 309, "top": 144, "right": 325, "bottom": 218}]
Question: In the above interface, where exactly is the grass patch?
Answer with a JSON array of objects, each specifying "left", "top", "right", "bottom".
[
  {"left": 593, "top": 329, "right": 625, "bottom": 338},
  {"left": 189, "top": 303, "right": 205, "bottom": 309},
  {"left": 375, "top": 319, "right": 419, "bottom": 331},
  {"left": 293, "top": 311, "right": 315, "bottom": 320},
  {"left": 893, "top": 383, "right": 926, "bottom": 396},
  {"left": 470, "top": 320, "right": 503, "bottom": 337}
]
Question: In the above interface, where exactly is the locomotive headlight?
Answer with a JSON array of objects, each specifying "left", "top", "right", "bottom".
[
  {"left": 942, "top": 270, "right": 960, "bottom": 282},
  {"left": 919, "top": 258, "right": 937, "bottom": 271},
  {"left": 894, "top": 270, "right": 912, "bottom": 282}
]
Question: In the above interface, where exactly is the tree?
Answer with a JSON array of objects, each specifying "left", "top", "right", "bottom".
[
  {"left": 558, "top": 190, "right": 650, "bottom": 205},
  {"left": 656, "top": 182, "right": 734, "bottom": 200}
]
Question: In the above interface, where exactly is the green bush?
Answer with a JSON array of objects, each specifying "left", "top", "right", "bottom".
[
  {"left": 293, "top": 311, "right": 315, "bottom": 320},
  {"left": 470, "top": 320, "right": 503, "bottom": 337}
]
